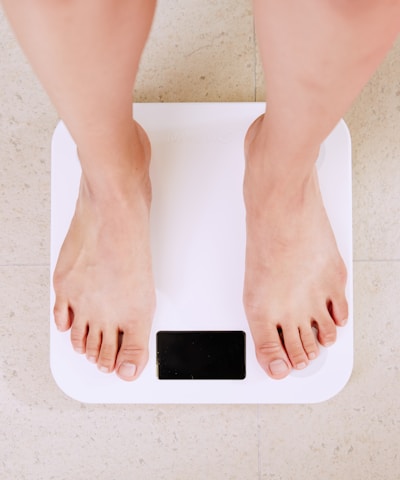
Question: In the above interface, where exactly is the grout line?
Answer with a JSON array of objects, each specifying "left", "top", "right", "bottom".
[
  {"left": 257, "top": 404, "right": 262, "bottom": 480},
  {"left": 0, "top": 263, "right": 49, "bottom": 268}
]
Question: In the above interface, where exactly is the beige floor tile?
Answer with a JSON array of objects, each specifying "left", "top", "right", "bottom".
[
  {"left": 0, "top": 121, "right": 53, "bottom": 266},
  {"left": 2, "top": 2, "right": 399, "bottom": 479},
  {"left": 258, "top": 261, "right": 400, "bottom": 480},
  {"left": 0, "top": 12, "right": 56, "bottom": 266},
  {"left": 255, "top": 38, "right": 265, "bottom": 102},
  {"left": 346, "top": 38, "right": 400, "bottom": 261},
  {"left": 135, "top": 0, "right": 255, "bottom": 102},
  {"left": 0, "top": 266, "right": 259, "bottom": 480}
]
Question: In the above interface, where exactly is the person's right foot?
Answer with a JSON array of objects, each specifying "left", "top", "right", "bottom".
[
  {"left": 53, "top": 121, "right": 156, "bottom": 381},
  {"left": 243, "top": 115, "right": 348, "bottom": 379}
]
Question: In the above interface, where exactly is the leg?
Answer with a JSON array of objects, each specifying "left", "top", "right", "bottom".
[
  {"left": 2, "top": 0, "right": 157, "bottom": 380},
  {"left": 245, "top": 0, "right": 400, "bottom": 379}
]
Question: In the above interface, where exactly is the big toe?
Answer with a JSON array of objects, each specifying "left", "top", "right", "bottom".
[
  {"left": 252, "top": 323, "right": 292, "bottom": 379},
  {"left": 116, "top": 331, "right": 149, "bottom": 381}
]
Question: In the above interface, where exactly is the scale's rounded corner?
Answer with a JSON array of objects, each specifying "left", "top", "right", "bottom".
[
  {"left": 49, "top": 368, "right": 72, "bottom": 404},
  {"left": 49, "top": 351, "right": 94, "bottom": 405},
  {"left": 310, "top": 356, "right": 354, "bottom": 405},
  {"left": 49, "top": 362, "right": 80, "bottom": 404}
]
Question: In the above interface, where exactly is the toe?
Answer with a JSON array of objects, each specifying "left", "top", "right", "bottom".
[
  {"left": 329, "top": 296, "right": 348, "bottom": 327},
  {"left": 252, "top": 323, "right": 292, "bottom": 379},
  {"left": 70, "top": 318, "right": 88, "bottom": 354},
  {"left": 115, "top": 331, "right": 149, "bottom": 381},
  {"left": 299, "top": 324, "right": 319, "bottom": 361},
  {"left": 281, "top": 326, "right": 309, "bottom": 370},
  {"left": 97, "top": 328, "right": 118, "bottom": 374},
  {"left": 53, "top": 298, "right": 72, "bottom": 332},
  {"left": 85, "top": 327, "right": 101, "bottom": 364},
  {"left": 315, "top": 312, "right": 337, "bottom": 347}
]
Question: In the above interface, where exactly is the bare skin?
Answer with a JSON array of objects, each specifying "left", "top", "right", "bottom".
[
  {"left": 245, "top": 0, "right": 400, "bottom": 379},
  {"left": 1, "top": 0, "right": 157, "bottom": 380},
  {"left": 3, "top": 0, "right": 400, "bottom": 381},
  {"left": 243, "top": 115, "right": 347, "bottom": 378},
  {"left": 53, "top": 121, "right": 155, "bottom": 380}
]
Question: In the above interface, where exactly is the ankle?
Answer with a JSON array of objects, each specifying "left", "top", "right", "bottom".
[
  {"left": 76, "top": 121, "right": 151, "bottom": 202},
  {"left": 244, "top": 115, "right": 321, "bottom": 199},
  {"left": 78, "top": 167, "right": 150, "bottom": 213}
]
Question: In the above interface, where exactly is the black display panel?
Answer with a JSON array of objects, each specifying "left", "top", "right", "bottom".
[{"left": 156, "top": 331, "right": 246, "bottom": 380}]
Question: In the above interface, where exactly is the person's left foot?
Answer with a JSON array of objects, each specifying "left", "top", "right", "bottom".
[{"left": 243, "top": 116, "right": 348, "bottom": 379}]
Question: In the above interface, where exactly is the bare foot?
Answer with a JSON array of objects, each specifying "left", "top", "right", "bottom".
[
  {"left": 53, "top": 122, "right": 155, "bottom": 381},
  {"left": 243, "top": 116, "right": 348, "bottom": 379}
]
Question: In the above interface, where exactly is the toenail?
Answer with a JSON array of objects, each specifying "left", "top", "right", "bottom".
[
  {"left": 269, "top": 359, "right": 289, "bottom": 376},
  {"left": 118, "top": 362, "right": 136, "bottom": 378},
  {"left": 324, "top": 341, "right": 335, "bottom": 347},
  {"left": 88, "top": 356, "right": 97, "bottom": 364},
  {"left": 74, "top": 347, "right": 84, "bottom": 354},
  {"left": 308, "top": 352, "right": 317, "bottom": 360},
  {"left": 296, "top": 362, "right": 307, "bottom": 370},
  {"left": 99, "top": 366, "right": 110, "bottom": 373}
]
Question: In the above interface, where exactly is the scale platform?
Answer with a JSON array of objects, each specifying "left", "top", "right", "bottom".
[{"left": 50, "top": 102, "right": 353, "bottom": 404}]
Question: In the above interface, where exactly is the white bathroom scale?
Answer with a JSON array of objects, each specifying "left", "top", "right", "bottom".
[{"left": 50, "top": 102, "right": 353, "bottom": 404}]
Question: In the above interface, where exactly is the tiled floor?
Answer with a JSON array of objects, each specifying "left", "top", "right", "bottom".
[{"left": 1, "top": 2, "right": 399, "bottom": 479}]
